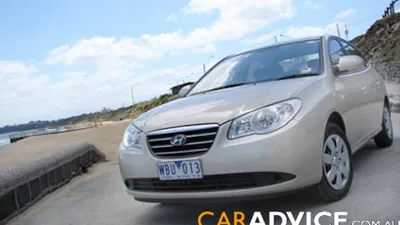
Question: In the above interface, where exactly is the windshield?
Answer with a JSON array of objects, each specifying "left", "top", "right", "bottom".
[{"left": 188, "top": 40, "right": 323, "bottom": 95}]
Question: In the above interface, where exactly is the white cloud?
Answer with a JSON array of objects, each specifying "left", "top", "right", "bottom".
[
  {"left": 3, "top": 0, "right": 296, "bottom": 126},
  {"left": 61, "top": 72, "right": 85, "bottom": 78},
  {"left": 184, "top": 0, "right": 294, "bottom": 41},
  {"left": 193, "top": 44, "right": 217, "bottom": 53},
  {"left": 243, "top": 30, "right": 282, "bottom": 45},
  {"left": 334, "top": 8, "right": 356, "bottom": 21},
  {"left": 45, "top": 0, "right": 294, "bottom": 66},
  {"left": 0, "top": 61, "right": 38, "bottom": 78},
  {"left": 285, "top": 22, "right": 346, "bottom": 38},
  {"left": 247, "top": 22, "right": 348, "bottom": 47},
  {"left": 0, "top": 63, "right": 51, "bottom": 125},
  {"left": 166, "top": 14, "right": 178, "bottom": 23},
  {"left": 170, "top": 51, "right": 184, "bottom": 56},
  {"left": 45, "top": 37, "right": 157, "bottom": 65},
  {"left": 0, "top": 58, "right": 208, "bottom": 126},
  {"left": 304, "top": 0, "right": 322, "bottom": 10}
]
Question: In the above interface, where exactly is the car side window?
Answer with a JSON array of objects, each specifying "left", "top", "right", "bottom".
[
  {"left": 339, "top": 39, "right": 368, "bottom": 68},
  {"left": 329, "top": 40, "right": 347, "bottom": 66}
]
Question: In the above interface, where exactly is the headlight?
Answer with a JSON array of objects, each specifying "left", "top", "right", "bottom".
[
  {"left": 122, "top": 122, "right": 143, "bottom": 149},
  {"left": 228, "top": 99, "right": 302, "bottom": 139}
]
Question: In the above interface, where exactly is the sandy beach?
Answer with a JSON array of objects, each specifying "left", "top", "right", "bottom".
[{"left": 0, "top": 119, "right": 131, "bottom": 169}]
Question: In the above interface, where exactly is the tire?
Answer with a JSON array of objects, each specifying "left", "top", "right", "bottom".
[
  {"left": 315, "top": 122, "right": 353, "bottom": 202},
  {"left": 374, "top": 103, "right": 393, "bottom": 148}
]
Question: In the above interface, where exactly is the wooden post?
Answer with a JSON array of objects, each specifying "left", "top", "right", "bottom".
[{"left": 94, "top": 114, "right": 98, "bottom": 128}]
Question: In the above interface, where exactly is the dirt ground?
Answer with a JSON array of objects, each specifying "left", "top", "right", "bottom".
[{"left": 0, "top": 119, "right": 131, "bottom": 169}]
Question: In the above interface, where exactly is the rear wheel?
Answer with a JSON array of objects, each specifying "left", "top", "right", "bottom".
[
  {"left": 374, "top": 103, "right": 393, "bottom": 148},
  {"left": 315, "top": 122, "right": 353, "bottom": 202}
]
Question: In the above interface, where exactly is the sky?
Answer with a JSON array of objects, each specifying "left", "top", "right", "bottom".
[{"left": 0, "top": 0, "right": 398, "bottom": 127}]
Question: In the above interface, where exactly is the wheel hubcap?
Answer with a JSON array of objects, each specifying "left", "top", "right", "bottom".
[
  {"left": 383, "top": 106, "right": 393, "bottom": 140},
  {"left": 323, "top": 134, "right": 350, "bottom": 190}
]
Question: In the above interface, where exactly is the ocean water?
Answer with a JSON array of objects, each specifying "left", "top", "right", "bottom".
[
  {"left": 0, "top": 128, "right": 72, "bottom": 148},
  {"left": 0, "top": 133, "right": 11, "bottom": 147}
]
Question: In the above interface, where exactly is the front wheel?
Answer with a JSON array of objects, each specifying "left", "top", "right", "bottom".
[
  {"left": 374, "top": 103, "right": 393, "bottom": 148},
  {"left": 315, "top": 122, "right": 353, "bottom": 202}
]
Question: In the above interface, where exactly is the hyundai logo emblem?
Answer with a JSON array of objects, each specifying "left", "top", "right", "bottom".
[{"left": 170, "top": 134, "right": 187, "bottom": 146}]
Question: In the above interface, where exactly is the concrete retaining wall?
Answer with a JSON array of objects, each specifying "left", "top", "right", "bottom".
[
  {"left": 372, "top": 61, "right": 400, "bottom": 83},
  {"left": 372, "top": 62, "right": 400, "bottom": 112},
  {"left": 0, "top": 142, "right": 107, "bottom": 224},
  {"left": 389, "top": 95, "right": 400, "bottom": 112}
]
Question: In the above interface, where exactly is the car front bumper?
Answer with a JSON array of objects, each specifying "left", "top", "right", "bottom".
[{"left": 118, "top": 118, "right": 324, "bottom": 202}]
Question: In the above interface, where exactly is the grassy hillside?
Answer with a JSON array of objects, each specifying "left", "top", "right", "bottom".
[
  {"left": 94, "top": 94, "right": 179, "bottom": 122},
  {"left": 0, "top": 94, "right": 179, "bottom": 134}
]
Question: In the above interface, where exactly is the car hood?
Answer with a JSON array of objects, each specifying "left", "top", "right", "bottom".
[{"left": 134, "top": 77, "right": 317, "bottom": 132}]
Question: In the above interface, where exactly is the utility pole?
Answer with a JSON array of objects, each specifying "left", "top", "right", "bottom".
[
  {"left": 130, "top": 84, "right": 135, "bottom": 106},
  {"left": 336, "top": 23, "right": 341, "bottom": 37},
  {"left": 202, "top": 55, "right": 214, "bottom": 74},
  {"left": 345, "top": 24, "right": 349, "bottom": 40}
]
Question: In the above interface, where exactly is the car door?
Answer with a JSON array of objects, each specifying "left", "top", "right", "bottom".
[
  {"left": 337, "top": 38, "right": 384, "bottom": 137},
  {"left": 329, "top": 37, "right": 370, "bottom": 151}
]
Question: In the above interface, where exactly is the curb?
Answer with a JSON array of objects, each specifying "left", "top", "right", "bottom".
[
  {"left": 389, "top": 97, "right": 400, "bottom": 113},
  {"left": 0, "top": 142, "right": 107, "bottom": 224}
]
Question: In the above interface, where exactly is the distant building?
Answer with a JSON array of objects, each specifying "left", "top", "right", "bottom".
[{"left": 170, "top": 82, "right": 194, "bottom": 95}]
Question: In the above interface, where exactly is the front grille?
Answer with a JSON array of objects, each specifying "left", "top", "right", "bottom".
[
  {"left": 147, "top": 124, "right": 219, "bottom": 157},
  {"left": 125, "top": 172, "right": 296, "bottom": 192}
]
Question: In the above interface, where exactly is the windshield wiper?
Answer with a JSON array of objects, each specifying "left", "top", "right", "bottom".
[
  {"left": 190, "top": 73, "right": 319, "bottom": 96},
  {"left": 277, "top": 73, "right": 320, "bottom": 80},
  {"left": 196, "top": 82, "right": 253, "bottom": 95}
]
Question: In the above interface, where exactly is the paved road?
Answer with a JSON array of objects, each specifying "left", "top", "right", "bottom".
[
  {"left": 386, "top": 82, "right": 400, "bottom": 95},
  {"left": 8, "top": 115, "right": 400, "bottom": 225}
]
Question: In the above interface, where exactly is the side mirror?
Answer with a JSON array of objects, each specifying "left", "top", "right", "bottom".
[
  {"left": 178, "top": 84, "right": 192, "bottom": 97},
  {"left": 335, "top": 55, "right": 365, "bottom": 75}
]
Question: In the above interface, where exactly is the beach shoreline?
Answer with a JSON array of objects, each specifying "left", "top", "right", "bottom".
[{"left": 0, "top": 119, "right": 130, "bottom": 169}]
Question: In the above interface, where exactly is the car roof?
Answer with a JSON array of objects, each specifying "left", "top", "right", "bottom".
[{"left": 229, "top": 35, "right": 336, "bottom": 58}]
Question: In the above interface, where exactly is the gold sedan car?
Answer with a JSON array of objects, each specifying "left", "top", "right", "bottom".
[{"left": 118, "top": 35, "right": 393, "bottom": 203}]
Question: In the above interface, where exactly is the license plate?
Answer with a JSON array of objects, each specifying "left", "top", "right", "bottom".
[{"left": 157, "top": 160, "right": 203, "bottom": 181}]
